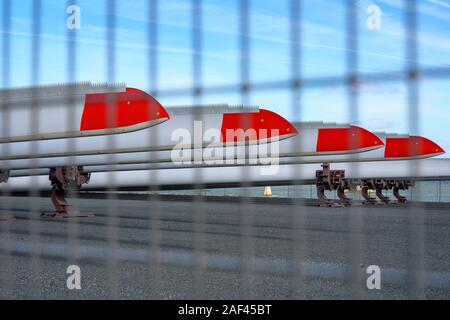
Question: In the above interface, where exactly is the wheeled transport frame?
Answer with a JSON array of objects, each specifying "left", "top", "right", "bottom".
[
  {"left": 40, "top": 166, "right": 94, "bottom": 218},
  {"left": 315, "top": 163, "right": 351, "bottom": 207},
  {"left": 0, "top": 170, "right": 15, "bottom": 221},
  {"left": 315, "top": 163, "right": 412, "bottom": 207},
  {"left": 359, "top": 179, "right": 412, "bottom": 205}
]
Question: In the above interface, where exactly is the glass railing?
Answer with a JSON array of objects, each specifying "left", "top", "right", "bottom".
[{"left": 152, "top": 180, "right": 450, "bottom": 203}]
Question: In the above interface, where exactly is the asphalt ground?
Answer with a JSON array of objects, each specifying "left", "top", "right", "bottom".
[{"left": 0, "top": 194, "right": 449, "bottom": 299}]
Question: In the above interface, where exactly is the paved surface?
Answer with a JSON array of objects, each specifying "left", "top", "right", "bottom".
[{"left": 0, "top": 195, "right": 450, "bottom": 299}]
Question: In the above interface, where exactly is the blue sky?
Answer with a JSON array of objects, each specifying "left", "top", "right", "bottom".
[{"left": 0, "top": 0, "right": 449, "bottom": 154}]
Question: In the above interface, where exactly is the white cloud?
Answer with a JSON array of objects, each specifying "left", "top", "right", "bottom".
[
  {"left": 110, "top": 0, "right": 450, "bottom": 68},
  {"left": 427, "top": 0, "right": 450, "bottom": 9},
  {"left": 377, "top": 0, "right": 450, "bottom": 20}
]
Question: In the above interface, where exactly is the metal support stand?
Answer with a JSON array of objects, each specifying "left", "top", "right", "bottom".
[
  {"left": 316, "top": 163, "right": 351, "bottom": 207},
  {"left": 358, "top": 179, "right": 411, "bottom": 205},
  {"left": 360, "top": 180, "right": 377, "bottom": 205},
  {"left": 391, "top": 180, "right": 412, "bottom": 204},
  {"left": 336, "top": 182, "right": 352, "bottom": 206},
  {"left": 374, "top": 182, "right": 391, "bottom": 204},
  {"left": 0, "top": 170, "right": 9, "bottom": 184},
  {"left": 41, "top": 166, "right": 94, "bottom": 218},
  {"left": 0, "top": 170, "right": 15, "bottom": 221},
  {"left": 392, "top": 187, "right": 406, "bottom": 203}
]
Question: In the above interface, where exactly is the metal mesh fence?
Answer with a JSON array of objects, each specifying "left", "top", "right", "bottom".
[{"left": 1, "top": 0, "right": 450, "bottom": 299}]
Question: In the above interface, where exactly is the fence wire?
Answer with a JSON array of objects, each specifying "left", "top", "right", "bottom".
[{"left": 0, "top": 0, "right": 449, "bottom": 299}]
